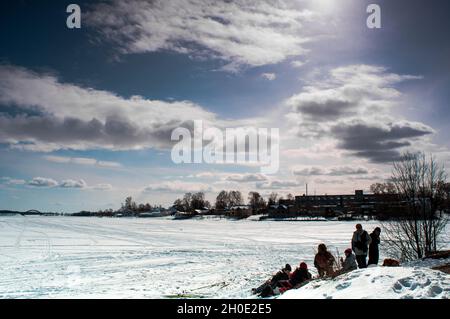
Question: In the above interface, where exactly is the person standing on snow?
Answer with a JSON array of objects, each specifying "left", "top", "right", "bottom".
[
  {"left": 314, "top": 243, "right": 336, "bottom": 277},
  {"left": 352, "top": 224, "right": 371, "bottom": 268},
  {"left": 368, "top": 227, "right": 381, "bottom": 266}
]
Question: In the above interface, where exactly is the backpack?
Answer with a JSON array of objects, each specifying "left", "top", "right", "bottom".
[{"left": 355, "top": 231, "right": 368, "bottom": 252}]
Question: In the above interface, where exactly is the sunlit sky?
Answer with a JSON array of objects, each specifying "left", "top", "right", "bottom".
[{"left": 1, "top": 0, "right": 449, "bottom": 212}]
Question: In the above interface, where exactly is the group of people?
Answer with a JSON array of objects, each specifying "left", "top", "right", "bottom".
[{"left": 252, "top": 224, "right": 381, "bottom": 298}]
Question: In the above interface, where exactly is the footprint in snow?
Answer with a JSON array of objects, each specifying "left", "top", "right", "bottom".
[
  {"left": 335, "top": 282, "right": 351, "bottom": 290},
  {"left": 393, "top": 281, "right": 403, "bottom": 292},
  {"left": 428, "top": 285, "right": 443, "bottom": 297},
  {"left": 398, "top": 278, "right": 413, "bottom": 288}
]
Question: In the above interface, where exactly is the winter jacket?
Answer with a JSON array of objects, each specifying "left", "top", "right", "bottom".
[
  {"left": 352, "top": 230, "right": 371, "bottom": 256},
  {"left": 314, "top": 251, "right": 336, "bottom": 277},
  {"left": 254, "top": 270, "right": 289, "bottom": 295},
  {"left": 341, "top": 253, "right": 358, "bottom": 272},
  {"left": 270, "top": 270, "right": 289, "bottom": 286},
  {"left": 289, "top": 268, "right": 312, "bottom": 287},
  {"left": 368, "top": 232, "right": 380, "bottom": 264},
  {"left": 314, "top": 251, "right": 335, "bottom": 270}
]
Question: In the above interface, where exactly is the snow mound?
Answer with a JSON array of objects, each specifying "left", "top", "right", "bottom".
[{"left": 280, "top": 260, "right": 450, "bottom": 299}]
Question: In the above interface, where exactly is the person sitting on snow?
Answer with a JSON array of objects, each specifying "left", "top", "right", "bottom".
[
  {"left": 253, "top": 263, "right": 292, "bottom": 297},
  {"left": 276, "top": 262, "right": 312, "bottom": 294},
  {"left": 330, "top": 248, "right": 358, "bottom": 278},
  {"left": 289, "top": 262, "right": 312, "bottom": 288},
  {"left": 314, "top": 243, "right": 336, "bottom": 277},
  {"left": 341, "top": 248, "right": 358, "bottom": 272}
]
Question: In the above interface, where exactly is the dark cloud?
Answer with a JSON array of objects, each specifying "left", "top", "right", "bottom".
[
  {"left": 226, "top": 174, "right": 267, "bottom": 183},
  {"left": 331, "top": 122, "right": 434, "bottom": 162},
  {"left": 293, "top": 167, "right": 325, "bottom": 176},
  {"left": 328, "top": 167, "right": 369, "bottom": 176},
  {"left": 294, "top": 99, "right": 357, "bottom": 122},
  {"left": 293, "top": 166, "right": 369, "bottom": 176},
  {"left": 0, "top": 114, "right": 193, "bottom": 151}
]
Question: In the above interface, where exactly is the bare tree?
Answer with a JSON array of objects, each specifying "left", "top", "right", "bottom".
[
  {"left": 122, "top": 196, "right": 137, "bottom": 213},
  {"left": 214, "top": 190, "right": 243, "bottom": 209},
  {"left": 191, "top": 192, "right": 207, "bottom": 210},
  {"left": 383, "top": 152, "right": 448, "bottom": 261},
  {"left": 370, "top": 182, "right": 396, "bottom": 195},
  {"left": 267, "top": 192, "right": 278, "bottom": 206},
  {"left": 215, "top": 190, "right": 229, "bottom": 210},
  {"left": 248, "top": 191, "right": 265, "bottom": 213},
  {"left": 173, "top": 198, "right": 184, "bottom": 211},
  {"left": 229, "top": 190, "right": 244, "bottom": 207}
]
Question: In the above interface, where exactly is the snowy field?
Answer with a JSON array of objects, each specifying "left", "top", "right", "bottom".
[
  {"left": 0, "top": 216, "right": 448, "bottom": 299},
  {"left": 280, "top": 260, "right": 450, "bottom": 299}
]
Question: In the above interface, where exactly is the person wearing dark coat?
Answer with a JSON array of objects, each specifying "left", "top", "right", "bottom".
[
  {"left": 276, "top": 262, "right": 312, "bottom": 294},
  {"left": 352, "top": 224, "right": 371, "bottom": 268},
  {"left": 368, "top": 227, "right": 381, "bottom": 266},
  {"left": 253, "top": 264, "right": 291, "bottom": 296},
  {"left": 314, "top": 243, "right": 336, "bottom": 277},
  {"left": 289, "top": 262, "right": 312, "bottom": 287}
]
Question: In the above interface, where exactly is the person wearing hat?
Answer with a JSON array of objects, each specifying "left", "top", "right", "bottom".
[
  {"left": 253, "top": 263, "right": 292, "bottom": 296},
  {"left": 276, "top": 262, "right": 312, "bottom": 294},
  {"left": 368, "top": 227, "right": 381, "bottom": 266},
  {"left": 331, "top": 248, "right": 357, "bottom": 278},
  {"left": 341, "top": 248, "right": 358, "bottom": 272},
  {"left": 289, "top": 262, "right": 312, "bottom": 288},
  {"left": 352, "top": 224, "right": 371, "bottom": 268}
]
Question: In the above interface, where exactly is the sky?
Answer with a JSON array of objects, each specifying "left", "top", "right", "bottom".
[{"left": 0, "top": 0, "right": 449, "bottom": 212}]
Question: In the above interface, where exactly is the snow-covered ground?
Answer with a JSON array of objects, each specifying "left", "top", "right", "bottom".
[
  {"left": 280, "top": 260, "right": 450, "bottom": 299},
  {"left": 0, "top": 215, "right": 448, "bottom": 299}
]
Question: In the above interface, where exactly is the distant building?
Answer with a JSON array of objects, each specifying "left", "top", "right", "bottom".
[
  {"left": 227, "top": 205, "right": 253, "bottom": 219},
  {"left": 277, "top": 190, "right": 407, "bottom": 218}
]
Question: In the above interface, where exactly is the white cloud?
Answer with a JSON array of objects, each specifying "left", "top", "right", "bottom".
[
  {"left": 291, "top": 60, "right": 306, "bottom": 68},
  {"left": 44, "top": 155, "right": 122, "bottom": 168},
  {"left": 92, "top": 183, "right": 113, "bottom": 191},
  {"left": 59, "top": 179, "right": 87, "bottom": 189},
  {"left": 261, "top": 73, "right": 277, "bottom": 81},
  {"left": 285, "top": 64, "right": 432, "bottom": 162},
  {"left": 0, "top": 64, "right": 217, "bottom": 152},
  {"left": 27, "top": 177, "right": 59, "bottom": 188},
  {"left": 287, "top": 65, "right": 422, "bottom": 124},
  {"left": 86, "top": 0, "right": 313, "bottom": 71},
  {"left": 256, "top": 179, "right": 303, "bottom": 190},
  {"left": 225, "top": 173, "right": 267, "bottom": 183},
  {"left": 0, "top": 64, "right": 272, "bottom": 153},
  {"left": 18, "top": 176, "right": 111, "bottom": 190},
  {"left": 143, "top": 181, "right": 213, "bottom": 193},
  {"left": 1, "top": 177, "right": 26, "bottom": 185}
]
